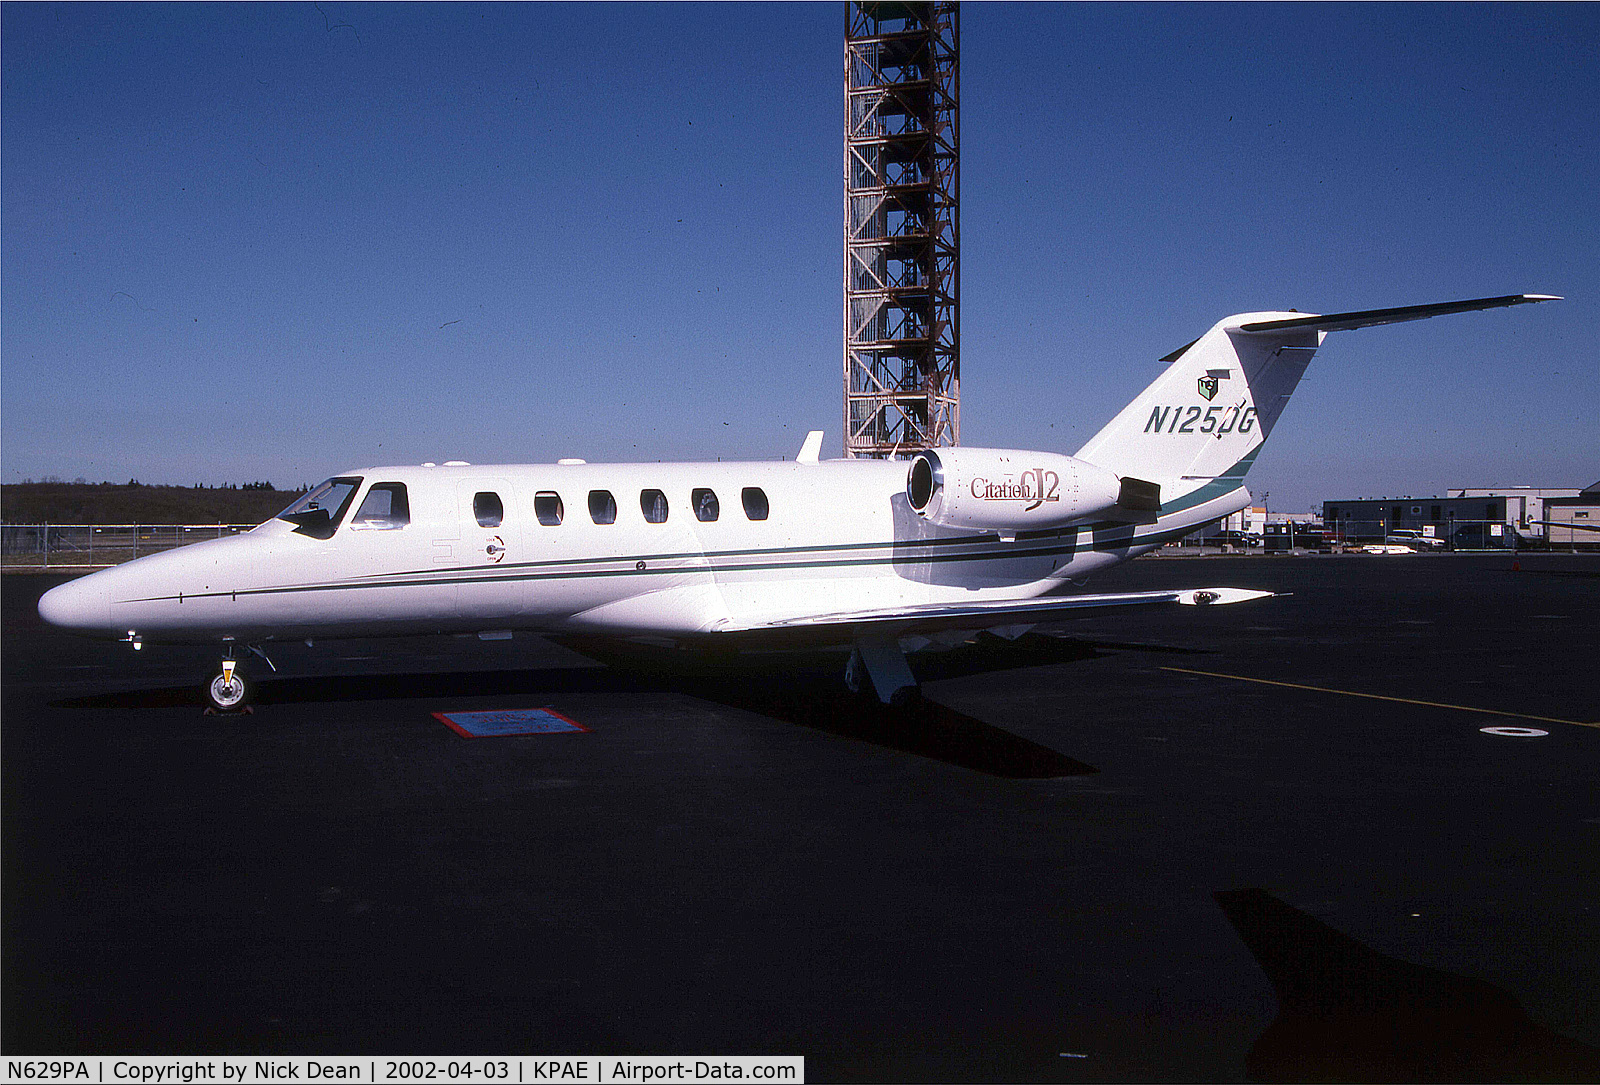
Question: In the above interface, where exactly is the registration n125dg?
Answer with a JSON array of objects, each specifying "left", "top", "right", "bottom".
[{"left": 1144, "top": 404, "right": 1256, "bottom": 436}]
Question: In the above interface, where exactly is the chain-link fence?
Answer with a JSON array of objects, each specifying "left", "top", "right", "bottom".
[
  {"left": 1, "top": 524, "right": 254, "bottom": 569},
  {"left": 1320, "top": 519, "right": 1539, "bottom": 550},
  {"left": 1181, "top": 518, "right": 1562, "bottom": 553}
]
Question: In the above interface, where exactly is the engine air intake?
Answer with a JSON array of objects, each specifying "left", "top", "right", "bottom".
[{"left": 907, "top": 452, "right": 943, "bottom": 512}]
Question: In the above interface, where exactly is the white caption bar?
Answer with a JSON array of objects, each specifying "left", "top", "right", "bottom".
[{"left": 4, "top": 1058, "right": 804, "bottom": 1085}]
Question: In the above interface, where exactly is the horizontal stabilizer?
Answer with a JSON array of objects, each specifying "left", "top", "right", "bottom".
[{"left": 1237, "top": 294, "right": 1561, "bottom": 335}]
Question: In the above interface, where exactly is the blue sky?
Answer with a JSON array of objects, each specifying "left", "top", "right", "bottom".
[{"left": 3, "top": 3, "right": 1596, "bottom": 512}]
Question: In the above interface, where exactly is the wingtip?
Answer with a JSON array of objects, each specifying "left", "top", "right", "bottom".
[{"left": 1522, "top": 294, "right": 1563, "bottom": 302}]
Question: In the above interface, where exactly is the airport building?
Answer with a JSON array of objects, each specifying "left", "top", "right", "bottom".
[
  {"left": 1220, "top": 506, "right": 1267, "bottom": 536},
  {"left": 1446, "top": 487, "right": 1586, "bottom": 532},
  {"left": 1541, "top": 481, "right": 1600, "bottom": 550},
  {"left": 1322, "top": 486, "right": 1585, "bottom": 548}
]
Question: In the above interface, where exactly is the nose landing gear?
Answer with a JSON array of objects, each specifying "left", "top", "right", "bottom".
[
  {"left": 204, "top": 644, "right": 273, "bottom": 713},
  {"left": 206, "top": 659, "right": 251, "bottom": 712}
]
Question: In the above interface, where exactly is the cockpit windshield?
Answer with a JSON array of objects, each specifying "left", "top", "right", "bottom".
[{"left": 275, "top": 477, "right": 362, "bottom": 539}]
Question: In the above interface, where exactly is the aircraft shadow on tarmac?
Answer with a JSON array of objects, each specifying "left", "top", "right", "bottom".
[
  {"left": 1218, "top": 888, "right": 1600, "bottom": 1083},
  {"left": 51, "top": 632, "right": 1205, "bottom": 779},
  {"left": 558, "top": 631, "right": 1161, "bottom": 779}
]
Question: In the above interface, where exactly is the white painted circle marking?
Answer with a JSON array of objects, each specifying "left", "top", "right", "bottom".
[{"left": 1479, "top": 726, "right": 1549, "bottom": 738}]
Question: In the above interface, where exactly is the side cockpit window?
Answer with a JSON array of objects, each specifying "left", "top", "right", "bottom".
[
  {"left": 277, "top": 477, "right": 362, "bottom": 539},
  {"left": 350, "top": 483, "right": 410, "bottom": 530}
]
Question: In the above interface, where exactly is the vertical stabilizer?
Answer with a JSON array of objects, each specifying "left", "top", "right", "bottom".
[
  {"left": 1072, "top": 294, "right": 1559, "bottom": 511},
  {"left": 1075, "top": 313, "right": 1321, "bottom": 507}
]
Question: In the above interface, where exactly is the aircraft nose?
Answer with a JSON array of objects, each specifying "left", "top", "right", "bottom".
[{"left": 38, "top": 573, "right": 112, "bottom": 633}]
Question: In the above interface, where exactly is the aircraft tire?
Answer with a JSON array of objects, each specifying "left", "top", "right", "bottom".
[{"left": 207, "top": 669, "right": 251, "bottom": 712}]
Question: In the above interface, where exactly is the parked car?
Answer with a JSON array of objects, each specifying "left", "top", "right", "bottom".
[
  {"left": 1210, "top": 530, "right": 1261, "bottom": 548},
  {"left": 1263, "top": 526, "right": 1333, "bottom": 553},
  {"left": 1384, "top": 528, "right": 1445, "bottom": 551},
  {"left": 1447, "top": 524, "right": 1542, "bottom": 551}
]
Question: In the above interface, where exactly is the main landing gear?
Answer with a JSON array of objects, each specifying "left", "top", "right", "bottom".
[
  {"left": 845, "top": 637, "right": 922, "bottom": 708},
  {"left": 204, "top": 644, "right": 274, "bottom": 713}
]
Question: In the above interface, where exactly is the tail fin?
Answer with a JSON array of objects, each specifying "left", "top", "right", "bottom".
[
  {"left": 1073, "top": 309, "right": 1320, "bottom": 511},
  {"left": 1074, "top": 295, "right": 1560, "bottom": 513}
]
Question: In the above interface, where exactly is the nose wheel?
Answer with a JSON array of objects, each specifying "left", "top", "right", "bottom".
[{"left": 205, "top": 658, "right": 252, "bottom": 713}]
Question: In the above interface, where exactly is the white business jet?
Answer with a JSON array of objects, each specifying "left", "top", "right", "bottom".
[{"left": 39, "top": 294, "right": 1558, "bottom": 710}]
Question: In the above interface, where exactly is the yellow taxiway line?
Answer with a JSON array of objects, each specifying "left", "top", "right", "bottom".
[{"left": 1161, "top": 667, "right": 1599, "bottom": 730}]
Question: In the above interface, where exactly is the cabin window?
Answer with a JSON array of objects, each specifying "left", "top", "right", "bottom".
[
  {"left": 588, "top": 490, "right": 617, "bottom": 525},
  {"left": 474, "top": 492, "right": 503, "bottom": 528},
  {"left": 350, "top": 483, "right": 410, "bottom": 530},
  {"left": 741, "top": 487, "right": 769, "bottom": 521},
  {"left": 276, "top": 476, "right": 361, "bottom": 539},
  {"left": 692, "top": 488, "right": 719, "bottom": 522},
  {"left": 535, "top": 492, "right": 564, "bottom": 526},
  {"left": 641, "top": 489, "right": 669, "bottom": 524}
]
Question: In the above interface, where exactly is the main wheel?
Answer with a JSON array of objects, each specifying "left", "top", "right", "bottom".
[
  {"left": 207, "top": 668, "right": 250, "bottom": 711},
  {"left": 844, "top": 648, "right": 866, "bottom": 695}
]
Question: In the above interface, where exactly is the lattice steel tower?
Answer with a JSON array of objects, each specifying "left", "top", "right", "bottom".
[{"left": 843, "top": 1, "right": 959, "bottom": 458}]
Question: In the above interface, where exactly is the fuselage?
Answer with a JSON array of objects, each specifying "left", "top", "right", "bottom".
[
  {"left": 36, "top": 294, "right": 1559, "bottom": 707},
  {"left": 36, "top": 457, "right": 1248, "bottom": 647}
]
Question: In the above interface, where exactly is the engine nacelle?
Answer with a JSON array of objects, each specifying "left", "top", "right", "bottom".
[{"left": 905, "top": 448, "right": 1132, "bottom": 533}]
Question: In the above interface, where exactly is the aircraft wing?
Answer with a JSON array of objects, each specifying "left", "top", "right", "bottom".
[
  {"left": 1534, "top": 519, "right": 1600, "bottom": 534},
  {"left": 721, "top": 586, "right": 1273, "bottom": 645}
]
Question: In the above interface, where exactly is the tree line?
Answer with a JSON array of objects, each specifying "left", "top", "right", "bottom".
[{"left": 15, "top": 478, "right": 303, "bottom": 491}]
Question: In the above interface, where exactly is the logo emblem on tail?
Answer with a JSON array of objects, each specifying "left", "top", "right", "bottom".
[{"left": 1197, "top": 375, "right": 1219, "bottom": 400}]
